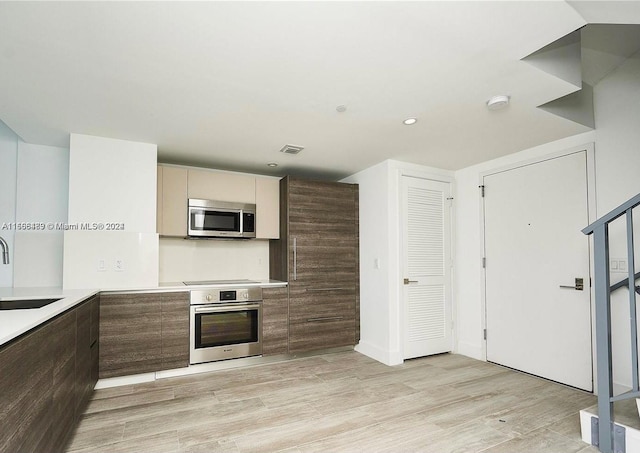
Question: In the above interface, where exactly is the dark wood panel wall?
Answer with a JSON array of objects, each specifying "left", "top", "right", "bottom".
[{"left": 270, "top": 176, "right": 360, "bottom": 354}]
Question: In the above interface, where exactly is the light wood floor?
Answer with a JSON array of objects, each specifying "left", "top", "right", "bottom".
[{"left": 66, "top": 351, "right": 600, "bottom": 453}]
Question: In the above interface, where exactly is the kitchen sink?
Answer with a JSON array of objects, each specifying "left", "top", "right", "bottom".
[{"left": 0, "top": 298, "right": 62, "bottom": 310}]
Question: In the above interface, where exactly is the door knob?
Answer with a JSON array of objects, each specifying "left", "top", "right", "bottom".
[
  {"left": 559, "top": 278, "right": 584, "bottom": 291},
  {"left": 404, "top": 278, "right": 418, "bottom": 285}
]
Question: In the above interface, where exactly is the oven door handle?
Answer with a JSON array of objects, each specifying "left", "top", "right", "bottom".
[{"left": 194, "top": 303, "right": 261, "bottom": 314}]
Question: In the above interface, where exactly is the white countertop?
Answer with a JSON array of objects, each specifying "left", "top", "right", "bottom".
[
  {"left": 102, "top": 279, "right": 288, "bottom": 294},
  {"left": 0, "top": 287, "right": 99, "bottom": 346},
  {"left": 0, "top": 280, "right": 287, "bottom": 347}
]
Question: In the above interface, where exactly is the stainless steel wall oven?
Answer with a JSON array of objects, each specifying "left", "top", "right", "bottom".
[{"left": 189, "top": 287, "right": 262, "bottom": 364}]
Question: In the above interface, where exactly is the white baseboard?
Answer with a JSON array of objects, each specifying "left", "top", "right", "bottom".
[
  {"left": 95, "top": 372, "right": 155, "bottom": 389},
  {"left": 355, "top": 341, "right": 403, "bottom": 366},
  {"left": 456, "top": 341, "right": 483, "bottom": 360}
]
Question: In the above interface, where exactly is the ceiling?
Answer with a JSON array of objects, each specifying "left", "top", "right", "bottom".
[{"left": 0, "top": 1, "right": 638, "bottom": 180}]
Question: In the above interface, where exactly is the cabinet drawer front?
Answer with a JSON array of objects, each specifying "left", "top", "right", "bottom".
[
  {"left": 289, "top": 288, "right": 356, "bottom": 322},
  {"left": 289, "top": 318, "right": 356, "bottom": 353}
]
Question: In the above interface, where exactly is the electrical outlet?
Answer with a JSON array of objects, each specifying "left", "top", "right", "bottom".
[
  {"left": 114, "top": 259, "right": 124, "bottom": 272},
  {"left": 611, "top": 258, "right": 628, "bottom": 273}
]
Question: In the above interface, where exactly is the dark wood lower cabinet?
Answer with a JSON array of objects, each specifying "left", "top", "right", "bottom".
[
  {"left": 0, "top": 294, "right": 99, "bottom": 453},
  {"left": 161, "top": 292, "right": 190, "bottom": 370},
  {"left": 100, "top": 292, "right": 189, "bottom": 378},
  {"left": 287, "top": 287, "right": 356, "bottom": 354},
  {"left": 51, "top": 310, "right": 77, "bottom": 451},
  {"left": 289, "top": 317, "right": 356, "bottom": 353},
  {"left": 262, "top": 286, "right": 289, "bottom": 355}
]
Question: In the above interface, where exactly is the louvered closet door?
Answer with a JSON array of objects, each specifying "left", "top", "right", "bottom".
[{"left": 402, "top": 176, "right": 452, "bottom": 359}]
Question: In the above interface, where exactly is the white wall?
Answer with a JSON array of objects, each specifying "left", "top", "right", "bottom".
[
  {"left": 159, "top": 238, "right": 270, "bottom": 283},
  {"left": 64, "top": 134, "right": 159, "bottom": 289},
  {"left": 454, "top": 132, "right": 596, "bottom": 360},
  {"left": 13, "top": 141, "right": 69, "bottom": 287},
  {"left": 592, "top": 52, "right": 640, "bottom": 391},
  {"left": 454, "top": 50, "right": 640, "bottom": 390},
  {"left": 343, "top": 161, "right": 394, "bottom": 364},
  {"left": 0, "top": 120, "right": 18, "bottom": 286},
  {"left": 68, "top": 134, "right": 157, "bottom": 232},
  {"left": 344, "top": 160, "right": 454, "bottom": 366}
]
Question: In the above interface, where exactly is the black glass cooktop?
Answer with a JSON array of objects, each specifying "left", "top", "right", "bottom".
[{"left": 183, "top": 279, "right": 259, "bottom": 286}]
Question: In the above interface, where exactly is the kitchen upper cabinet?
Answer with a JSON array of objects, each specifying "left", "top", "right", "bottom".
[
  {"left": 100, "top": 292, "right": 189, "bottom": 378},
  {"left": 256, "top": 176, "right": 280, "bottom": 239},
  {"left": 261, "top": 286, "right": 289, "bottom": 355},
  {"left": 158, "top": 166, "right": 279, "bottom": 239},
  {"left": 188, "top": 169, "right": 256, "bottom": 204},
  {"left": 270, "top": 176, "right": 359, "bottom": 354},
  {"left": 157, "top": 165, "right": 188, "bottom": 237}
]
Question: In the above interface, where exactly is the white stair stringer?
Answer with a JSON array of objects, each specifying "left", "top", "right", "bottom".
[{"left": 580, "top": 399, "right": 640, "bottom": 452}]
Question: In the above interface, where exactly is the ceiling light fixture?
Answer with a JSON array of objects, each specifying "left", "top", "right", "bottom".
[
  {"left": 486, "top": 95, "right": 510, "bottom": 111},
  {"left": 336, "top": 105, "right": 347, "bottom": 113},
  {"left": 266, "top": 162, "right": 278, "bottom": 168},
  {"left": 403, "top": 117, "right": 418, "bottom": 125}
]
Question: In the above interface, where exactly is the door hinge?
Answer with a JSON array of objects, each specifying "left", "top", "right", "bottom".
[
  {"left": 479, "top": 185, "right": 485, "bottom": 198},
  {"left": 483, "top": 329, "right": 487, "bottom": 340},
  {"left": 482, "top": 257, "right": 486, "bottom": 268}
]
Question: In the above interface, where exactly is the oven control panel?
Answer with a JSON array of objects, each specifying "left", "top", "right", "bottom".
[{"left": 190, "top": 287, "right": 263, "bottom": 305}]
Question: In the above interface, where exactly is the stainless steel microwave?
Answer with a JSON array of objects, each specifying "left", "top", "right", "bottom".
[{"left": 187, "top": 199, "right": 256, "bottom": 238}]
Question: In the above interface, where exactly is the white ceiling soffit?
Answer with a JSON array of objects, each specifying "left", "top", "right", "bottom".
[
  {"left": 568, "top": 1, "right": 640, "bottom": 25},
  {"left": 0, "top": 1, "right": 598, "bottom": 179},
  {"left": 521, "top": 29, "right": 583, "bottom": 89},
  {"left": 538, "top": 82, "right": 595, "bottom": 129},
  {"left": 581, "top": 24, "right": 640, "bottom": 86}
]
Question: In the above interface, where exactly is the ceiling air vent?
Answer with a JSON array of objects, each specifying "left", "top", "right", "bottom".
[{"left": 279, "top": 144, "right": 304, "bottom": 155}]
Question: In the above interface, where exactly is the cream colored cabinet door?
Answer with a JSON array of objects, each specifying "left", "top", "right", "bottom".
[
  {"left": 255, "top": 177, "right": 280, "bottom": 239},
  {"left": 157, "top": 166, "right": 187, "bottom": 236},
  {"left": 156, "top": 166, "right": 163, "bottom": 234},
  {"left": 187, "top": 169, "right": 256, "bottom": 203}
]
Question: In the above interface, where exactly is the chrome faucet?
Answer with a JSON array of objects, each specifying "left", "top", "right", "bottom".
[{"left": 0, "top": 236, "right": 9, "bottom": 264}]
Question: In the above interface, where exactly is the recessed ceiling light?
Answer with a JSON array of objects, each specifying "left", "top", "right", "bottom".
[
  {"left": 403, "top": 117, "right": 418, "bottom": 125},
  {"left": 336, "top": 105, "right": 347, "bottom": 113},
  {"left": 266, "top": 162, "right": 278, "bottom": 168},
  {"left": 487, "top": 95, "right": 510, "bottom": 111}
]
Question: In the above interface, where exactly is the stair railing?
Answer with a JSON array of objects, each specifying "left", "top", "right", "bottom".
[{"left": 583, "top": 192, "right": 640, "bottom": 453}]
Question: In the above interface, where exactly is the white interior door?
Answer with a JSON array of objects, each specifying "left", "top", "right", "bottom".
[
  {"left": 402, "top": 176, "right": 452, "bottom": 359},
  {"left": 484, "top": 151, "right": 592, "bottom": 391}
]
